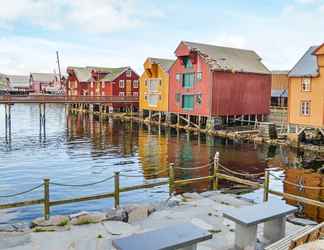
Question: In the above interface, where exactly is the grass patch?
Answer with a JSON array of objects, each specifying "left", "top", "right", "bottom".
[{"left": 58, "top": 219, "right": 69, "bottom": 227}]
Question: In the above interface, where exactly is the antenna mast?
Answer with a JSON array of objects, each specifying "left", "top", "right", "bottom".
[{"left": 56, "top": 51, "right": 62, "bottom": 82}]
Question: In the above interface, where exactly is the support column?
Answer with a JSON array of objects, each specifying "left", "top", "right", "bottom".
[
  {"left": 264, "top": 217, "right": 286, "bottom": 244},
  {"left": 148, "top": 110, "right": 152, "bottom": 121},
  {"left": 39, "top": 103, "right": 46, "bottom": 140},
  {"left": 187, "top": 115, "right": 190, "bottom": 127},
  {"left": 158, "top": 111, "right": 161, "bottom": 124},
  {"left": 177, "top": 113, "right": 180, "bottom": 126},
  {"left": 4, "top": 104, "right": 12, "bottom": 143},
  {"left": 198, "top": 115, "right": 201, "bottom": 128}
]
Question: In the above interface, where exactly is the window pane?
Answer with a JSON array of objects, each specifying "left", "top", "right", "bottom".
[
  {"left": 148, "top": 94, "right": 159, "bottom": 106},
  {"left": 183, "top": 57, "right": 193, "bottom": 68},
  {"left": 183, "top": 73, "right": 195, "bottom": 88},
  {"left": 182, "top": 95, "right": 194, "bottom": 109}
]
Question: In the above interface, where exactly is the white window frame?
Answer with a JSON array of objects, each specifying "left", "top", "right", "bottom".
[
  {"left": 133, "top": 80, "right": 139, "bottom": 88},
  {"left": 300, "top": 101, "right": 311, "bottom": 116},
  {"left": 301, "top": 78, "right": 311, "bottom": 92},
  {"left": 119, "top": 91, "right": 125, "bottom": 96},
  {"left": 119, "top": 80, "right": 125, "bottom": 88}
]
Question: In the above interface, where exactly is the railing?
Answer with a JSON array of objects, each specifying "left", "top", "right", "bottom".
[
  {"left": 1, "top": 152, "right": 324, "bottom": 220},
  {"left": 0, "top": 95, "right": 139, "bottom": 104}
]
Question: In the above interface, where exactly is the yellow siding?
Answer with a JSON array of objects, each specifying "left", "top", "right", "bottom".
[
  {"left": 139, "top": 59, "right": 169, "bottom": 112},
  {"left": 288, "top": 57, "right": 324, "bottom": 127}
]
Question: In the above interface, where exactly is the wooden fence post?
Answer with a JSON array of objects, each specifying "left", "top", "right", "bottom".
[
  {"left": 213, "top": 152, "right": 220, "bottom": 190},
  {"left": 43, "top": 178, "right": 50, "bottom": 220},
  {"left": 114, "top": 172, "right": 120, "bottom": 208},
  {"left": 169, "top": 163, "right": 175, "bottom": 196},
  {"left": 263, "top": 169, "right": 270, "bottom": 202}
]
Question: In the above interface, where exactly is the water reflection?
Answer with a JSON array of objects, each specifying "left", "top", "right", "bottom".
[{"left": 0, "top": 104, "right": 321, "bottom": 222}]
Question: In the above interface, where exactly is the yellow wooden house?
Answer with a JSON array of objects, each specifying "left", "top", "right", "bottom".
[
  {"left": 288, "top": 43, "right": 324, "bottom": 134},
  {"left": 139, "top": 57, "right": 174, "bottom": 121}
]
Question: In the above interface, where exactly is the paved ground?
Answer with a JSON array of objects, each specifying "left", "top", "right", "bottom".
[{"left": 0, "top": 191, "right": 303, "bottom": 250}]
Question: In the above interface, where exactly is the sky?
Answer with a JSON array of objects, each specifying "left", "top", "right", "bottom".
[{"left": 0, "top": 0, "right": 323, "bottom": 75}]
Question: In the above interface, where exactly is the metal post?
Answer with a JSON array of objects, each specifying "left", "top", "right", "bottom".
[
  {"left": 213, "top": 152, "right": 220, "bottom": 190},
  {"left": 263, "top": 169, "right": 270, "bottom": 202},
  {"left": 5, "top": 104, "right": 8, "bottom": 141},
  {"left": 44, "top": 178, "right": 50, "bottom": 220},
  {"left": 114, "top": 172, "right": 120, "bottom": 208},
  {"left": 169, "top": 163, "right": 175, "bottom": 196}
]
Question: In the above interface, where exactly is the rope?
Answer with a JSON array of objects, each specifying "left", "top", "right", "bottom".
[
  {"left": 50, "top": 175, "right": 114, "bottom": 187},
  {"left": 173, "top": 161, "right": 214, "bottom": 170},
  {"left": 218, "top": 163, "right": 265, "bottom": 177},
  {"left": 269, "top": 173, "right": 324, "bottom": 190},
  {"left": 0, "top": 183, "right": 44, "bottom": 198}
]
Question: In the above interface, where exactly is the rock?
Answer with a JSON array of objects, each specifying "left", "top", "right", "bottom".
[
  {"left": 103, "top": 221, "right": 139, "bottom": 235},
  {"left": 31, "top": 215, "right": 70, "bottom": 228},
  {"left": 106, "top": 208, "right": 127, "bottom": 222},
  {"left": 70, "top": 212, "right": 106, "bottom": 225},
  {"left": 287, "top": 216, "right": 318, "bottom": 226},
  {"left": 124, "top": 205, "right": 149, "bottom": 223},
  {"left": 181, "top": 192, "right": 203, "bottom": 200}
]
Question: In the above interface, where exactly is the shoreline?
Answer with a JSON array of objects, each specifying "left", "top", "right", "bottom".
[{"left": 0, "top": 191, "right": 309, "bottom": 250}]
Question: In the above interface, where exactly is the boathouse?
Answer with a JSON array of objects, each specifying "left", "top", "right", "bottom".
[
  {"left": 168, "top": 41, "right": 271, "bottom": 129},
  {"left": 139, "top": 57, "right": 175, "bottom": 121},
  {"left": 288, "top": 43, "right": 324, "bottom": 137},
  {"left": 6, "top": 74, "right": 31, "bottom": 95},
  {"left": 271, "top": 71, "right": 289, "bottom": 108},
  {"left": 66, "top": 66, "right": 139, "bottom": 112},
  {"left": 30, "top": 73, "right": 61, "bottom": 94}
]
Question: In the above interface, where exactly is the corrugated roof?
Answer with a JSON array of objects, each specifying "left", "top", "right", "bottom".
[
  {"left": 182, "top": 41, "right": 270, "bottom": 74},
  {"left": 148, "top": 58, "right": 175, "bottom": 72},
  {"left": 31, "top": 73, "right": 58, "bottom": 83},
  {"left": 7, "top": 75, "right": 30, "bottom": 88},
  {"left": 99, "top": 67, "right": 129, "bottom": 81},
  {"left": 288, "top": 46, "right": 319, "bottom": 77},
  {"left": 67, "top": 67, "right": 93, "bottom": 82}
]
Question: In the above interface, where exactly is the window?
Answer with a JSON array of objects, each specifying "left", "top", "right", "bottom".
[
  {"left": 126, "top": 70, "right": 132, "bottom": 78},
  {"left": 133, "top": 80, "right": 139, "bottom": 88},
  {"left": 182, "top": 95, "right": 194, "bottom": 110},
  {"left": 300, "top": 101, "right": 311, "bottom": 116},
  {"left": 148, "top": 94, "right": 159, "bottom": 106},
  {"left": 148, "top": 79, "right": 160, "bottom": 91},
  {"left": 302, "top": 78, "right": 311, "bottom": 92},
  {"left": 119, "top": 92, "right": 125, "bottom": 96},
  {"left": 176, "top": 73, "right": 181, "bottom": 82},
  {"left": 144, "top": 95, "right": 148, "bottom": 100},
  {"left": 176, "top": 93, "right": 181, "bottom": 103},
  {"left": 183, "top": 73, "right": 195, "bottom": 88},
  {"left": 196, "top": 94, "right": 202, "bottom": 104},
  {"left": 197, "top": 72, "right": 202, "bottom": 81},
  {"left": 183, "top": 56, "right": 193, "bottom": 68},
  {"left": 119, "top": 80, "right": 125, "bottom": 88},
  {"left": 133, "top": 92, "right": 138, "bottom": 97}
]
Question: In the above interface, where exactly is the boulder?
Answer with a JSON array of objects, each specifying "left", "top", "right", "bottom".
[
  {"left": 70, "top": 212, "right": 106, "bottom": 225},
  {"left": 31, "top": 215, "right": 70, "bottom": 228},
  {"left": 124, "top": 204, "right": 149, "bottom": 223},
  {"left": 105, "top": 208, "right": 127, "bottom": 222}
]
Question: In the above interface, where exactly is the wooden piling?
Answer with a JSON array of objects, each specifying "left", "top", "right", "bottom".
[
  {"left": 44, "top": 178, "right": 50, "bottom": 220},
  {"left": 169, "top": 163, "right": 175, "bottom": 196},
  {"left": 114, "top": 172, "right": 120, "bottom": 208},
  {"left": 213, "top": 152, "right": 220, "bottom": 190},
  {"left": 263, "top": 169, "right": 270, "bottom": 202}
]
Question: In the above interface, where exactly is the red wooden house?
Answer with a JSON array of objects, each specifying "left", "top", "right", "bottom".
[
  {"left": 168, "top": 41, "right": 271, "bottom": 128},
  {"left": 66, "top": 66, "right": 139, "bottom": 111}
]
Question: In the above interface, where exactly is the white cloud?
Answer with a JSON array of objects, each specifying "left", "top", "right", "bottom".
[{"left": 0, "top": 0, "right": 163, "bottom": 33}]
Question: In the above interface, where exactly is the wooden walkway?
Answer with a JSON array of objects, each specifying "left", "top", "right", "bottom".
[{"left": 0, "top": 95, "right": 139, "bottom": 104}]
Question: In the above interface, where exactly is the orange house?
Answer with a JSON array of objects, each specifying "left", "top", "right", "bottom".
[{"left": 288, "top": 43, "right": 324, "bottom": 134}]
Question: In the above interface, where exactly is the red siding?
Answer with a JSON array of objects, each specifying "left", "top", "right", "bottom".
[
  {"left": 169, "top": 53, "right": 212, "bottom": 116},
  {"left": 212, "top": 71, "right": 271, "bottom": 116}
]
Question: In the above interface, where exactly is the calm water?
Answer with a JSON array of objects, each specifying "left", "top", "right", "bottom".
[{"left": 0, "top": 104, "right": 306, "bottom": 222}]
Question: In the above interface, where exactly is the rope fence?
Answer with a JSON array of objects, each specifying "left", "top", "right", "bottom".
[{"left": 1, "top": 152, "right": 324, "bottom": 220}]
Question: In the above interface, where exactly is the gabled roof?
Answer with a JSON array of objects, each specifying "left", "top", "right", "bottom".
[
  {"left": 7, "top": 75, "right": 30, "bottom": 88},
  {"left": 288, "top": 46, "right": 319, "bottom": 77},
  {"left": 181, "top": 41, "right": 270, "bottom": 74},
  {"left": 67, "top": 66, "right": 134, "bottom": 82},
  {"left": 67, "top": 66, "right": 93, "bottom": 82},
  {"left": 30, "top": 73, "right": 58, "bottom": 83},
  {"left": 147, "top": 58, "right": 175, "bottom": 72}
]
